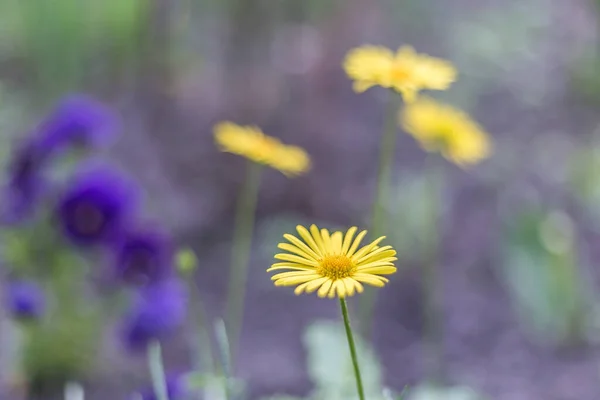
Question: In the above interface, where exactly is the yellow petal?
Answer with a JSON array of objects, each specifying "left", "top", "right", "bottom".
[
  {"left": 351, "top": 236, "right": 386, "bottom": 261},
  {"left": 274, "top": 253, "right": 318, "bottom": 266},
  {"left": 267, "top": 265, "right": 315, "bottom": 272},
  {"left": 356, "top": 266, "right": 397, "bottom": 275},
  {"left": 355, "top": 246, "right": 395, "bottom": 264},
  {"left": 342, "top": 277, "right": 355, "bottom": 297},
  {"left": 310, "top": 225, "right": 326, "bottom": 253},
  {"left": 347, "top": 230, "right": 367, "bottom": 257},
  {"left": 295, "top": 226, "right": 324, "bottom": 257},
  {"left": 271, "top": 271, "right": 320, "bottom": 280},
  {"left": 352, "top": 273, "right": 388, "bottom": 287},
  {"left": 284, "top": 233, "right": 320, "bottom": 260},
  {"left": 330, "top": 231, "right": 343, "bottom": 254},
  {"left": 328, "top": 280, "right": 341, "bottom": 298},
  {"left": 351, "top": 279, "right": 365, "bottom": 293},
  {"left": 353, "top": 80, "right": 375, "bottom": 93},
  {"left": 277, "top": 243, "right": 317, "bottom": 262},
  {"left": 355, "top": 260, "right": 395, "bottom": 271},
  {"left": 305, "top": 277, "right": 330, "bottom": 293},
  {"left": 341, "top": 227, "right": 358, "bottom": 254},
  {"left": 320, "top": 229, "right": 332, "bottom": 252},
  {"left": 317, "top": 279, "right": 333, "bottom": 298},
  {"left": 274, "top": 275, "right": 320, "bottom": 286}
]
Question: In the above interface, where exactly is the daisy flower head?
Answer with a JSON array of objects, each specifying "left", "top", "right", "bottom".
[
  {"left": 268, "top": 225, "right": 397, "bottom": 299},
  {"left": 400, "top": 97, "right": 491, "bottom": 166},
  {"left": 214, "top": 122, "right": 310, "bottom": 176},
  {"left": 343, "top": 45, "right": 457, "bottom": 102}
]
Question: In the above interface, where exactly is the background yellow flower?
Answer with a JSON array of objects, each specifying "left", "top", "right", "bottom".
[
  {"left": 214, "top": 122, "right": 310, "bottom": 176},
  {"left": 343, "top": 45, "right": 457, "bottom": 102},
  {"left": 400, "top": 97, "right": 491, "bottom": 166}
]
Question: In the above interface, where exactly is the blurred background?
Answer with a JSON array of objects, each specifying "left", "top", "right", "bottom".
[{"left": 2, "top": 0, "right": 600, "bottom": 399}]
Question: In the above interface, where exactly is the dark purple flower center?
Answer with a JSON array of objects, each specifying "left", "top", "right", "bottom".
[
  {"left": 122, "top": 244, "right": 157, "bottom": 284},
  {"left": 71, "top": 201, "right": 107, "bottom": 236}
]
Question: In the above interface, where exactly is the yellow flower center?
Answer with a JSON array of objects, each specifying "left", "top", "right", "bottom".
[
  {"left": 317, "top": 255, "right": 356, "bottom": 280},
  {"left": 391, "top": 63, "right": 412, "bottom": 82}
]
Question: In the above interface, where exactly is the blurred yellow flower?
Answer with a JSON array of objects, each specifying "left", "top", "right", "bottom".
[
  {"left": 400, "top": 97, "right": 491, "bottom": 166},
  {"left": 343, "top": 45, "right": 457, "bottom": 102},
  {"left": 268, "top": 225, "right": 397, "bottom": 298},
  {"left": 214, "top": 122, "right": 310, "bottom": 176}
]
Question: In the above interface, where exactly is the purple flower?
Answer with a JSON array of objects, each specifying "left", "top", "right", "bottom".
[
  {"left": 55, "top": 165, "right": 139, "bottom": 246},
  {"left": 135, "top": 374, "right": 187, "bottom": 400},
  {"left": 1, "top": 141, "right": 48, "bottom": 223},
  {"left": 6, "top": 280, "right": 45, "bottom": 320},
  {"left": 36, "top": 95, "right": 118, "bottom": 152},
  {"left": 112, "top": 226, "right": 175, "bottom": 285},
  {"left": 122, "top": 279, "right": 187, "bottom": 351}
]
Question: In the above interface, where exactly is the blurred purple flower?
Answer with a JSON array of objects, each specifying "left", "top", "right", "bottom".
[
  {"left": 113, "top": 226, "right": 175, "bottom": 285},
  {"left": 36, "top": 95, "right": 118, "bottom": 152},
  {"left": 6, "top": 280, "right": 45, "bottom": 320},
  {"left": 122, "top": 279, "right": 187, "bottom": 351},
  {"left": 55, "top": 165, "right": 139, "bottom": 246},
  {"left": 1, "top": 141, "right": 48, "bottom": 224},
  {"left": 135, "top": 374, "right": 187, "bottom": 400}
]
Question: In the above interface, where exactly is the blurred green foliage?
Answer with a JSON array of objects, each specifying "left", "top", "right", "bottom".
[
  {"left": 0, "top": 0, "right": 148, "bottom": 100},
  {"left": 500, "top": 207, "right": 592, "bottom": 345},
  {"left": 23, "top": 307, "right": 102, "bottom": 395}
]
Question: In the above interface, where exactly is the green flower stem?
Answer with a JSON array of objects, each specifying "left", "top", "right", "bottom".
[
  {"left": 340, "top": 298, "right": 365, "bottom": 400},
  {"left": 358, "top": 93, "right": 401, "bottom": 337},
  {"left": 422, "top": 155, "right": 443, "bottom": 384},
  {"left": 187, "top": 280, "right": 217, "bottom": 398},
  {"left": 148, "top": 341, "right": 169, "bottom": 400},
  {"left": 225, "top": 161, "right": 262, "bottom": 362},
  {"left": 214, "top": 319, "right": 233, "bottom": 399}
]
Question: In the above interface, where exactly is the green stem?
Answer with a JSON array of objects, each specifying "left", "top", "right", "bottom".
[
  {"left": 358, "top": 93, "right": 400, "bottom": 336},
  {"left": 422, "top": 155, "right": 443, "bottom": 384},
  {"left": 214, "top": 319, "right": 233, "bottom": 400},
  {"left": 340, "top": 298, "right": 365, "bottom": 400},
  {"left": 187, "top": 280, "right": 217, "bottom": 399},
  {"left": 225, "top": 161, "right": 262, "bottom": 362},
  {"left": 148, "top": 340, "right": 169, "bottom": 400}
]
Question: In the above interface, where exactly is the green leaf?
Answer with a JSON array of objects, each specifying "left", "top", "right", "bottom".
[{"left": 303, "top": 320, "right": 383, "bottom": 400}]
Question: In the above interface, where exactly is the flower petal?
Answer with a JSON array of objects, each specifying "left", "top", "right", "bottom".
[
  {"left": 310, "top": 225, "right": 326, "bottom": 253},
  {"left": 351, "top": 236, "right": 386, "bottom": 262},
  {"left": 274, "top": 253, "right": 318, "bottom": 266},
  {"left": 317, "top": 279, "right": 334, "bottom": 298},
  {"left": 305, "top": 277, "right": 330, "bottom": 293},
  {"left": 341, "top": 227, "right": 358, "bottom": 254},
  {"left": 267, "top": 265, "right": 315, "bottom": 272},
  {"left": 353, "top": 273, "right": 388, "bottom": 287},
  {"left": 356, "top": 266, "right": 397, "bottom": 275},
  {"left": 296, "top": 226, "right": 323, "bottom": 257},
  {"left": 274, "top": 275, "right": 320, "bottom": 286},
  {"left": 277, "top": 243, "right": 317, "bottom": 262},
  {"left": 284, "top": 233, "right": 320, "bottom": 260},
  {"left": 355, "top": 245, "right": 395, "bottom": 264},
  {"left": 271, "top": 271, "right": 320, "bottom": 281},
  {"left": 320, "top": 228, "right": 332, "bottom": 252},
  {"left": 346, "top": 230, "right": 367, "bottom": 257},
  {"left": 355, "top": 260, "right": 395, "bottom": 271},
  {"left": 330, "top": 231, "right": 343, "bottom": 254}
]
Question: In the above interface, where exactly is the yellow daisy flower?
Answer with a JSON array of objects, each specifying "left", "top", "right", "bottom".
[
  {"left": 268, "top": 224, "right": 397, "bottom": 298},
  {"left": 343, "top": 45, "right": 457, "bottom": 102},
  {"left": 214, "top": 122, "right": 310, "bottom": 176},
  {"left": 400, "top": 97, "right": 491, "bottom": 166}
]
